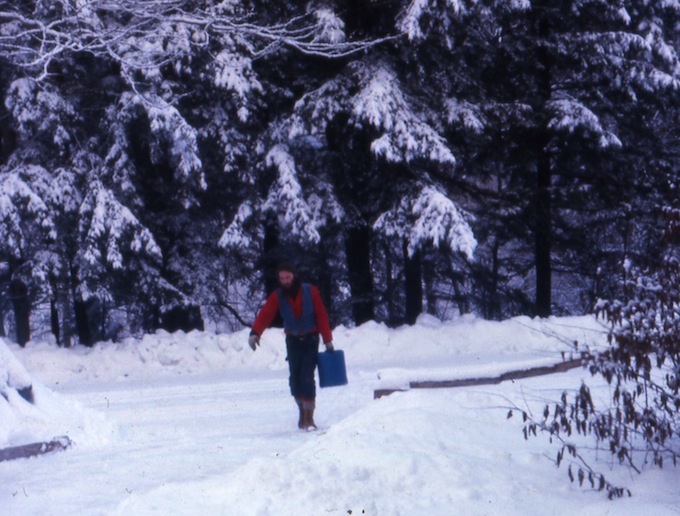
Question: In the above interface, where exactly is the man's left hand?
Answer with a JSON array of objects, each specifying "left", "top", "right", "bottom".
[{"left": 324, "top": 341, "right": 334, "bottom": 352}]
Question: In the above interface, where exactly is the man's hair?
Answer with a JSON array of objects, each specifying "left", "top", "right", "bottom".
[{"left": 276, "top": 261, "right": 297, "bottom": 275}]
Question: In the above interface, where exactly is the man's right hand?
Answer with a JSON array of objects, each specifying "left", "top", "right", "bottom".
[{"left": 248, "top": 334, "right": 259, "bottom": 351}]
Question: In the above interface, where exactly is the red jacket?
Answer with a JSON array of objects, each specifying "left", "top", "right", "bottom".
[{"left": 252, "top": 284, "right": 333, "bottom": 343}]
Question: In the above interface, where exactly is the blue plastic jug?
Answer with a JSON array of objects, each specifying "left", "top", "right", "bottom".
[{"left": 318, "top": 349, "right": 348, "bottom": 388}]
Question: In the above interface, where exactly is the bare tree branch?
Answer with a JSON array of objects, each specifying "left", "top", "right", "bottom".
[{"left": 0, "top": 1, "right": 402, "bottom": 77}]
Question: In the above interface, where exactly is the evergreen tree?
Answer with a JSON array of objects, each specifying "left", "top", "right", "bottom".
[
  {"left": 0, "top": 0, "right": 390, "bottom": 340},
  {"left": 374, "top": 184, "right": 476, "bottom": 322},
  {"left": 1, "top": 0, "right": 680, "bottom": 342},
  {"left": 0, "top": 167, "right": 54, "bottom": 345},
  {"left": 399, "top": 0, "right": 680, "bottom": 317},
  {"left": 272, "top": 55, "right": 474, "bottom": 325}
]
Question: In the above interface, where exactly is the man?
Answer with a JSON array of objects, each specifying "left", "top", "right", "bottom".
[{"left": 249, "top": 262, "right": 333, "bottom": 431}]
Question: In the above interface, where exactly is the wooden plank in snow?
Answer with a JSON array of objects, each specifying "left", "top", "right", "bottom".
[
  {"left": 374, "top": 358, "right": 584, "bottom": 399},
  {"left": 0, "top": 436, "right": 72, "bottom": 462}
]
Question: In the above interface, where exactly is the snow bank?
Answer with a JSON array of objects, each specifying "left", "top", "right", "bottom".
[
  {"left": 0, "top": 338, "right": 114, "bottom": 450},
  {"left": 341, "top": 314, "right": 607, "bottom": 390},
  {"left": 12, "top": 314, "right": 609, "bottom": 391}
]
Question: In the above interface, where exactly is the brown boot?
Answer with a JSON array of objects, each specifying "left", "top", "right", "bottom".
[
  {"left": 303, "top": 408, "right": 317, "bottom": 431},
  {"left": 296, "top": 399, "right": 304, "bottom": 429}
]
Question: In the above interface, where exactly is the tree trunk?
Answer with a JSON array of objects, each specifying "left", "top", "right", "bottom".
[
  {"left": 74, "top": 298, "right": 94, "bottom": 346},
  {"left": 531, "top": 12, "right": 554, "bottom": 318},
  {"left": 57, "top": 265, "right": 77, "bottom": 348},
  {"left": 0, "top": 84, "right": 16, "bottom": 164},
  {"left": 423, "top": 256, "right": 437, "bottom": 317},
  {"left": 383, "top": 241, "right": 397, "bottom": 325},
  {"left": 489, "top": 241, "right": 501, "bottom": 320},
  {"left": 50, "top": 298, "right": 60, "bottom": 346},
  {"left": 9, "top": 279, "right": 30, "bottom": 346},
  {"left": 262, "top": 217, "right": 280, "bottom": 296},
  {"left": 453, "top": 278, "right": 471, "bottom": 316},
  {"left": 317, "top": 244, "right": 335, "bottom": 325},
  {"left": 345, "top": 225, "right": 375, "bottom": 325},
  {"left": 535, "top": 147, "right": 552, "bottom": 317},
  {"left": 49, "top": 272, "right": 65, "bottom": 346},
  {"left": 404, "top": 243, "right": 423, "bottom": 325}
]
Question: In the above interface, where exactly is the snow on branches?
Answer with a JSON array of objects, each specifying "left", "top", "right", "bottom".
[
  {"left": 212, "top": 50, "right": 263, "bottom": 122},
  {"left": 263, "top": 144, "right": 321, "bottom": 245},
  {"left": 146, "top": 99, "right": 205, "bottom": 190},
  {"left": 312, "top": 7, "right": 347, "bottom": 45},
  {"left": 0, "top": 1, "right": 390, "bottom": 80},
  {"left": 546, "top": 98, "right": 622, "bottom": 148},
  {"left": 107, "top": 92, "right": 206, "bottom": 204},
  {"left": 78, "top": 182, "right": 161, "bottom": 273},
  {"left": 354, "top": 67, "right": 456, "bottom": 166},
  {"left": 374, "top": 185, "right": 476, "bottom": 259},
  {"left": 219, "top": 147, "right": 345, "bottom": 251},
  {"left": 0, "top": 170, "right": 55, "bottom": 260},
  {"left": 291, "top": 61, "right": 456, "bottom": 169},
  {"left": 398, "top": 0, "right": 466, "bottom": 42},
  {"left": 5, "top": 78, "right": 77, "bottom": 153},
  {"left": 398, "top": 0, "right": 530, "bottom": 46},
  {"left": 219, "top": 200, "right": 261, "bottom": 251},
  {"left": 445, "top": 99, "right": 486, "bottom": 134}
]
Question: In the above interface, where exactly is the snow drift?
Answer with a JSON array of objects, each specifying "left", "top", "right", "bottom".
[{"left": 0, "top": 338, "right": 111, "bottom": 451}]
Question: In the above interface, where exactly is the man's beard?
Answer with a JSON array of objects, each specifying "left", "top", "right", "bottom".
[{"left": 280, "top": 277, "right": 301, "bottom": 297}]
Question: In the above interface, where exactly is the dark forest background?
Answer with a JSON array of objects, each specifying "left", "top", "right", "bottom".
[{"left": 1, "top": 0, "right": 680, "bottom": 347}]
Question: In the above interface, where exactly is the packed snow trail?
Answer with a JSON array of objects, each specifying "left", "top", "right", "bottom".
[{"left": 2, "top": 370, "right": 359, "bottom": 516}]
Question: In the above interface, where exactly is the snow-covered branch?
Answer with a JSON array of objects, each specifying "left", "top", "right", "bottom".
[
  {"left": 262, "top": 144, "right": 321, "bottom": 244},
  {"left": 374, "top": 185, "right": 476, "bottom": 259},
  {"left": 290, "top": 61, "right": 456, "bottom": 168},
  {"left": 0, "top": 169, "right": 55, "bottom": 260},
  {"left": 0, "top": 1, "right": 398, "bottom": 78},
  {"left": 78, "top": 182, "right": 162, "bottom": 272}
]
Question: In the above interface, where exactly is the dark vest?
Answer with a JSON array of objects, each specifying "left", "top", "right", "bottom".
[{"left": 277, "top": 283, "right": 316, "bottom": 335}]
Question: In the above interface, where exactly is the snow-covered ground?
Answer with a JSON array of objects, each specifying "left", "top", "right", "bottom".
[{"left": 1, "top": 314, "right": 679, "bottom": 515}]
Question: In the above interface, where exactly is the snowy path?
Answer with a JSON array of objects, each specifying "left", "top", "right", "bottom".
[{"left": 3, "top": 372, "right": 346, "bottom": 516}]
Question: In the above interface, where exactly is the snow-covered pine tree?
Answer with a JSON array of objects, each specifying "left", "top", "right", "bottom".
[
  {"left": 32, "top": 163, "right": 84, "bottom": 347},
  {"left": 272, "top": 54, "right": 469, "bottom": 324},
  {"left": 216, "top": 3, "right": 377, "bottom": 323},
  {"left": 397, "top": 0, "right": 680, "bottom": 318},
  {"left": 374, "top": 184, "right": 476, "bottom": 322},
  {"left": 218, "top": 132, "right": 347, "bottom": 320},
  {"left": 0, "top": 0, "right": 389, "bottom": 337},
  {"left": 0, "top": 74, "right": 80, "bottom": 344},
  {"left": 0, "top": 167, "right": 54, "bottom": 345},
  {"left": 77, "top": 178, "right": 165, "bottom": 341}
]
